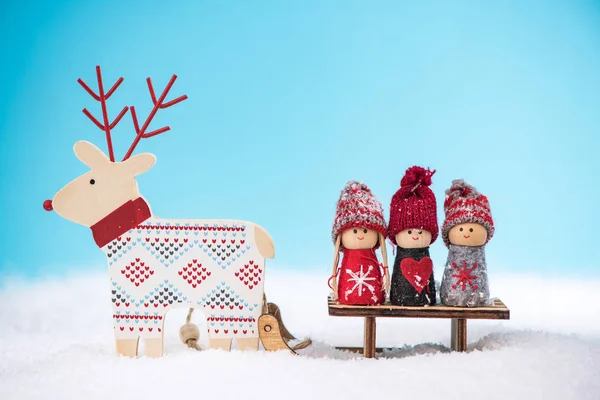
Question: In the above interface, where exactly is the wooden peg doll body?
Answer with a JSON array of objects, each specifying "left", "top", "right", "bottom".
[
  {"left": 387, "top": 167, "right": 439, "bottom": 306},
  {"left": 330, "top": 181, "right": 389, "bottom": 305},
  {"left": 440, "top": 180, "right": 495, "bottom": 307}
]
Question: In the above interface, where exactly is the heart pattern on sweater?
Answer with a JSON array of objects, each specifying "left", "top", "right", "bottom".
[
  {"left": 142, "top": 237, "right": 193, "bottom": 265},
  {"left": 105, "top": 218, "right": 264, "bottom": 341},
  {"left": 178, "top": 259, "right": 211, "bottom": 288},
  {"left": 234, "top": 260, "right": 261, "bottom": 289},
  {"left": 202, "top": 238, "right": 246, "bottom": 268},
  {"left": 106, "top": 237, "right": 136, "bottom": 265},
  {"left": 201, "top": 284, "right": 248, "bottom": 311},
  {"left": 121, "top": 258, "right": 154, "bottom": 287},
  {"left": 400, "top": 257, "right": 433, "bottom": 294}
]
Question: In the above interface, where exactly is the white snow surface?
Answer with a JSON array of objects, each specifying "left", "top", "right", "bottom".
[{"left": 1, "top": 269, "right": 599, "bottom": 400}]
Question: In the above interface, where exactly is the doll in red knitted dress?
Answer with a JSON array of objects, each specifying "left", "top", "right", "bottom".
[{"left": 329, "top": 181, "right": 389, "bottom": 305}]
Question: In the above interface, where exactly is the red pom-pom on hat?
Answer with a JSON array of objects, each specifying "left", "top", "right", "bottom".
[{"left": 400, "top": 166, "right": 434, "bottom": 190}]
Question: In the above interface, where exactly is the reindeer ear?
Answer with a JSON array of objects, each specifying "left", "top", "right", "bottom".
[
  {"left": 73, "top": 141, "right": 110, "bottom": 169},
  {"left": 123, "top": 153, "right": 156, "bottom": 176}
]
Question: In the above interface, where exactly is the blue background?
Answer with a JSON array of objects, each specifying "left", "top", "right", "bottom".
[{"left": 1, "top": 0, "right": 599, "bottom": 280}]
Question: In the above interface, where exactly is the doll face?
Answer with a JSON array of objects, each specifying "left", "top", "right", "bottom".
[
  {"left": 448, "top": 223, "right": 488, "bottom": 246},
  {"left": 341, "top": 227, "right": 379, "bottom": 250},
  {"left": 395, "top": 229, "right": 432, "bottom": 249}
]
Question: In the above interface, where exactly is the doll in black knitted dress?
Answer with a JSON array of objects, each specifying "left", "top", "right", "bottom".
[{"left": 387, "top": 166, "right": 439, "bottom": 306}]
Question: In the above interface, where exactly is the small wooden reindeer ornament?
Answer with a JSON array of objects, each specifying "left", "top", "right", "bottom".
[
  {"left": 330, "top": 181, "right": 389, "bottom": 305},
  {"left": 43, "top": 66, "right": 275, "bottom": 357},
  {"left": 439, "top": 179, "right": 495, "bottom": 307},
  {"left": 387, "top": 166, "right": 438, "bottom": 306}
]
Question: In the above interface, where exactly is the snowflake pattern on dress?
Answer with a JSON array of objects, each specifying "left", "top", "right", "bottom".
[
  {"left": 451, "top": 261, "right": 479, "bottom": 291},
  {"left": 337, "top": 248, "right": 385, "bottom": 305},
  {"left": 440, "top": 245, "right": 490, "bottom": 307},
  {"left": 344, "top": 264, "right": 379, "bottom": 303}
]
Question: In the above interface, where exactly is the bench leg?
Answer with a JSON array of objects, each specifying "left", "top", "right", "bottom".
[
  {"left": 451, "top": 318, "right": 467, "bottom": 352},
  {"left": 364, "top": 317, "right": 376, "bottom": 358}
]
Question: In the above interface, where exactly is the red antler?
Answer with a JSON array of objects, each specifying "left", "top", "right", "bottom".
[
  {"left": 122, "top": 75, "right": 188, "bottom": 161},
  {"left": 78, "top": 66, "right": 129, "bottom": 162}
]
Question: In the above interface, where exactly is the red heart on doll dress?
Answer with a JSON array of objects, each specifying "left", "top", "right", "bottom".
[{"left": 400, "top": 257, "right": 433, "bottom": 294}]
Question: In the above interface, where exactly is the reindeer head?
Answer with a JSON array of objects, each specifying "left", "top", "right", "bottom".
[
  {"left": 46, "top": 141, "right": 155, "bottom": 227},
  {"left": 44, "top": 66, "right": 187, "bottom": 228}
]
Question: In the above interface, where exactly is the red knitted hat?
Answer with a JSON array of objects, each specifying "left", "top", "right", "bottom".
[
  {"left": 387, "top": 166, "right": 439, "bottom": 246},
  {"left": 441, "top": 179, "right": 494, "bottom": 247},
  {"left": 331, "top": 181, "right": 387, "bottom": 248}
]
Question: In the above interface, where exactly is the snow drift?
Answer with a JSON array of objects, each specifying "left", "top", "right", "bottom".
[{"left": 1, "top": 269, "right": 599, "bottom": 400}]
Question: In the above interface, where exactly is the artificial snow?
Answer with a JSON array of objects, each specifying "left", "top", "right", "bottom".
[{"left": 1, "top": 269, "right": 599, "bottom": 399}]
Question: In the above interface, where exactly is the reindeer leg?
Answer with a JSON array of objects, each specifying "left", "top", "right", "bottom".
[
  {"left": 144, "top": 336, "right": 164, "bottom": 358},
  {"left": 143, "top": 312, "right": 166, "bottom": 357},
  {"left": 115, "top": 337, "right": 139, "bottom": 357},
  {"left": 113, "top": 314, "right": 139, "bottom": 357},
  {"left": 209, "top": 337, "right": 233, "bottom": 351}
]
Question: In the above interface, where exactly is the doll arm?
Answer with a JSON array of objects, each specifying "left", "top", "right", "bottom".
[
  {"left": 330, "top": 235, "right": 341, "bottom": 300},
  {"left": 379, "top": 233, "right": 390, "bottom": 299}
]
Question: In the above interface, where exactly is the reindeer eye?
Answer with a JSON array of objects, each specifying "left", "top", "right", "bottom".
[{"left": 90, "top": 179, "right": 96, "bottom": 185}]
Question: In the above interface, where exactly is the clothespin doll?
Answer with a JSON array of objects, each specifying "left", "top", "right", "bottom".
[
  {"left": 329, "top": 181, "right": 389, "bottom": 305},
  {"left": 440, "top": 179, "right": 495, "bottom": 307},
  {"left": 387, "top": 166, "right": 438, "bottom": 306}
]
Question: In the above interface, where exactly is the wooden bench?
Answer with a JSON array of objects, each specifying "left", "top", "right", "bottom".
[{"left": 328, "top": 297, "right": 510, "bottom": 358}]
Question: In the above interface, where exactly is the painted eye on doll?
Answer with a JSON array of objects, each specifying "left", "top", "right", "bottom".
[
  {"left": 353, "top": 229, "right": 358, "bottom": 234},
  {"left": 418, "top": 230, "right": 422, "bottom": 235},
  {"left": 469, "top": 228, "right": 473, "bottom": 233},
  {"left": 363, "top": 229, "right": 367, "bottom": 234},
  {"left": 459, "top": 227, "right": 464, "bottom": 232},
  {"left": 407, "top": 230, "right": 412, "bottom": 234},
  {"left": 89, "top": 179, "right": 96, "bottom": 185}
]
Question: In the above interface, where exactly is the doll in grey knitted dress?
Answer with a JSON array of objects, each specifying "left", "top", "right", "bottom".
[{"left": 439, "top": 180, "right": 495, "bottom": 307}]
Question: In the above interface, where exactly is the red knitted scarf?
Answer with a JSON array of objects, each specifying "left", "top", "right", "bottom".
[{"left": 90, "top": 197, "right": 152, "bottom": 248}]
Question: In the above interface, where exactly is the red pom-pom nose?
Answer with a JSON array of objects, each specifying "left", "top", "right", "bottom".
[{"left": 43, "top": 199, "right": 53, "bottom": 211}]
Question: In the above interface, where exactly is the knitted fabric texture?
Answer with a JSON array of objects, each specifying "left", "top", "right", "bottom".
[
  {"left": 390, "top": 246, "right": 436, "bottom": 306},
  {"left": 439, "top": 244, "right": 490, "bottom": 307},
  {"left": 337, "top": 248, "right": 385, "bottom": 305},
  {"left": 387, "top": 166, "right": 439, "bottom": 245},
  {"left": 331, "top": 181, "right": 387, "bottom": 247},
  {"left": 441, "top": 179, "right": 494, "bottom": 248},
  {"left": 91, "top": 197, "right": 151, "bottom": 248}
]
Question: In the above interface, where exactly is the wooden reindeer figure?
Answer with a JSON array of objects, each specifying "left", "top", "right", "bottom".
[
  {"left": 329, "top": 181, "right": 389, "bottom": 305},
  {"left": 439, "top": 179, "right": 495, "bottom": 307},
  {"left": 387, "top": 166, "right": 439, "bottom": 306},
  {"left": 43, "top": 66, "right": 275, "bottom": 357}
]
